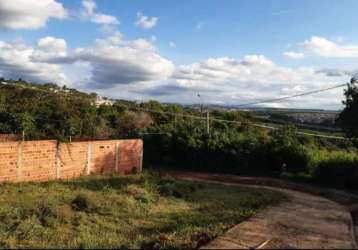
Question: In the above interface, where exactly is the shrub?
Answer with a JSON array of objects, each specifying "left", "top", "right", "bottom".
[
  {"left": 268, "top": 127, "right": 310, "bottom": 174},
  {"left": 34, "top": 200, "right": 57, "bottom": 227},
  {"left": 124, "top": 185, "right": 156, "bottom": 203},
  {"left": 156, "top": 178, "right": 200, "bottom": 199},
  {"left": 267, "top": 143, "right": 309, "bottom": 174},
  {"left": 158, "top": 182, "right": 184, "bottom": 198},
  {"left": 311, "top": 150, "right": 358, "bottom": 189},
  {"left": 71, "top": 194, "right": 98, "bottom": 212}
]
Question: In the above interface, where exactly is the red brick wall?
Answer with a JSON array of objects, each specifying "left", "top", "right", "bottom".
[
  {"left": 21, "top": 140, "right": 57, "bottom": 182},
  {"left": 0, "top": 139, "right": 143, "bottom": 183},
  {"left": 90, "top": 140, "right": 117, "bottom": 174},
  {"left": 118, "top": 140, "right": 143, "bottom": 174},
  {"left": 59, "top": 142, "right": 88, "bottom": 179},
  {"left": 0, "top": 142, "right": 20, "bottom": 182}
]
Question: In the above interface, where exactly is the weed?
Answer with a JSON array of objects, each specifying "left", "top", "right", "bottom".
[
  {"left": 71, "top": 193, "right": 98, "bottom": 213},
  {"left": 0, "top": 173, "right": 286, "bottom": 249}
]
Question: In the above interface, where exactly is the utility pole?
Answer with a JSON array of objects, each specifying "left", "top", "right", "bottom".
[
  {"left": 197, "top": 93, "right": 203, "bottom": 116},
  {"left": 198, "top": 93, "right": 210, "bottom": 136},
  {"left": 206, "top": 109, "right": 210, "bottom": 135},
  {"left": 174, "top": 115, "right": 177, "bottom": 129}
]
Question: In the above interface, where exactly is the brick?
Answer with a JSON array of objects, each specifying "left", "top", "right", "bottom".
[{"left": 0, "top": 138, "right": 143, "bottom": 183}]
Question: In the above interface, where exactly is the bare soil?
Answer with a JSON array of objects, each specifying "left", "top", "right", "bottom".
[{"left": 167, "top": 171, "right": 358, "bottom": 249}]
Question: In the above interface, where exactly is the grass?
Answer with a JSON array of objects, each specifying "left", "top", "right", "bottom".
[{"left": 0, "top": 172, "right": 287, "bottom": 249}]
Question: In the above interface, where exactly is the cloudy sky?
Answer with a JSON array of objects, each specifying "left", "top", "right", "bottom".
[{"left": 0, "top": 0, "right": 357, "bottom": 109}]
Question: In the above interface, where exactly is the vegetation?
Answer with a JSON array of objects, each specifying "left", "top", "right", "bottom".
[
  {"left": 1, "top": 78, "right": 358, "bottom": 190},
  {"left": 308, "top": 150, "right": 358, "bottom": 189},
  {"left": 337, "top": 77, "right": 358, "bottom": 138},
  {"left": 0, "top": 173, "right": 286, "bottom": 249}
]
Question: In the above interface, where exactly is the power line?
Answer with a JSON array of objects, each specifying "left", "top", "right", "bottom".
[
  {"left": 126, "top": 105, "right": 350, "bottom": 140},
  {"left": 233, "top": 83, "right": 347, "bottom": 107},
  {"left": 0, "top": 81, "right": 351, "bottom": 140},
  {"left": 12, "top": 104, "right": 348, "bottom": 141}
]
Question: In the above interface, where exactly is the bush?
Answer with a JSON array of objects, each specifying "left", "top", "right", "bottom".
[
  {"left": 156, "top": 178, "right": 200, "bottom": 199},
  {"left": 268, "top": 127, "right": 310, "bottom": 174},
  {"left": 124, "top": 185, "right": 156, "bottom": 203},
  {"left": 268, "top": 143, "right": 309, "bottom": 174},
  {"left": 311, "top": 150, "right": 358, "bottom": 189},
  {"left": 71, "top": 194, "right": 98, "bottom": 212},
  {"left": 143, "top": 118, "right": 358, "bottom": 190}
]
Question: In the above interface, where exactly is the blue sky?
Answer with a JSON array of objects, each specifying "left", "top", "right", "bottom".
[{"left": 0, "top": 0, "right": 357, "bottom": 109}]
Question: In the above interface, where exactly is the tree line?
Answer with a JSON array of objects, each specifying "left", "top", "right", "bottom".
[{"left": 1, "top": 78, "right": 358, "bottom": 189}]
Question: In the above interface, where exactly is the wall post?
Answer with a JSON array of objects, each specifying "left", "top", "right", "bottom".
[
  {"left": 115, "top": 141, "right": 120, "bottom": 172},
  {"left": 86, "top": 142, "right": 92, "bottom": 175},
  {"left": 55, "top": 142, "right": 61, "bottom": 179},
  {"left": 139, "top": 145, "right": 143, "bottom": 172},
  {"left": 16, "top": 141, "right": 23, "bottom": 182}
]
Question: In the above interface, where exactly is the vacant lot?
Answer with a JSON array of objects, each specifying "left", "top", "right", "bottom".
[{"left": 0, "top": 173, "right": 287, "bottom": 249}]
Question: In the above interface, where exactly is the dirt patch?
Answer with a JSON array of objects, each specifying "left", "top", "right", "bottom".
[
  {"left": 164, "top": 171, "right": 358, "bottom": 205},
  {"left": 167, "top": 171, "right": 357, "bottom": 249}
]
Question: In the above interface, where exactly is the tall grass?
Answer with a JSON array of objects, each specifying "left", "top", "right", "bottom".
[{"left": 0, "top": 173, "right": 286, "bottom": 249}]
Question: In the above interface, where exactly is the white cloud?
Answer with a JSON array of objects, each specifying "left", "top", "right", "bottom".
[
  {"left": 91, "top": 13, "right": 118, "bottom": 25},
  {"left": 303, "top": 36, "right": 358, "bottom": 58},
  {"left": 74, "top": 39, "right": 174, "bottom": 88},
  {"left": 135, "top": 12, "right": 158, "bottom": 29},
  {"left": 169, "top": 41, "right": 176, "bottom": 48},
  {"left": 241, "top": 55, "right": 274, "bottom": 66},
  {"left": 81, "top": 0, "right": 119, "bottom": 25},
  {"left": 38, "top": 36, "right": 67, "bottom": 55},
  {"left": 0, "top": 34, "right": 353, "bottom": 109},
  {"left": 82, "top": 0, "right": 96, "bottom": 15},
  {"left": 283, "top": 51, "right": 305, "bottom": 59},
  {"left": 165, "top": 55, "right": 351, "bottom": 109},
  {"left": 28, "top": 33, "right": 174, "bottom": 89},
  {"left": 0, "top": 0, "right": 67, "bottom": 30},
  {"left": 0, "top": 40, "right": 68, "bottom": 84},
  {"left": 31, "top": 36, "right": 69, "bottom": 63},
  {"left": 100, "top": 31, "right": 122, "bottom": 46}
]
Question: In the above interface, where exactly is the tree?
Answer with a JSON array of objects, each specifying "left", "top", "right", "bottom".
[
  {"left": 337, "top": 78, "right": 358, "bottom": 138},
  {"left": 15, "top": 112, "right": 37, "bottom": 139},
  {"left": 115, "top": 111, "right": 153, "bottom": 137},
  {"left": 94, "top": 117, "right": 113, "bottom": 139}
]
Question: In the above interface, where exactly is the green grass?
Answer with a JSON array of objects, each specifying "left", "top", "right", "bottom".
[{"left": 0, "top": 173, "right": 287, "bottom": 249}]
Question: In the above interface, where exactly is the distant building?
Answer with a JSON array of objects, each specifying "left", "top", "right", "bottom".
[
  {"left": 288, "top": 112, "right": 338, "bottom": 125},
  {"left": 95, "top": 96, "right": 114, "bottom": 107}
]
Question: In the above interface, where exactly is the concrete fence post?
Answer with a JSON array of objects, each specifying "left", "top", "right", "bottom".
[
  {"left": 139, "top": 143, "right": 143, "bottom": 172},
  {"left": 55, "top": 143, "right": 61, "bottom": 179},
  {"left": 16, "top": 141, "right": 23, "bottom": 182},
  {"left": 115, "top": 141, "right": 119, "bottom": 172},
  {"left": 86, "top": 142, "right": 92, "bottom": 175}
]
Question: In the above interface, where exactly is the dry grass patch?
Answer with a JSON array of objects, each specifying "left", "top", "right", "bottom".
[{"left": 0, "top": 173, "right": 287, "bottom": 249}]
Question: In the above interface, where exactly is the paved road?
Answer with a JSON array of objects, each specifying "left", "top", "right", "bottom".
[{"left": 171, "top": 173, "right": 357, "bottom": 249}]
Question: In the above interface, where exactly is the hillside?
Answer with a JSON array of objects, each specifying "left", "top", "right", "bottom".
[
  {"left": 1, "top": 78, "right": 358, "bottom": 191},
  {"left": 0, "top": 78, "right": 256, "bottom": 141}
]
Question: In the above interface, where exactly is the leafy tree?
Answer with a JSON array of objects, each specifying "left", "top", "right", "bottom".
[
  {"left": 14, "top": 113, "right": 37, "bottom": 139},
  {"left": 337, "top": 78, "right": 358, "bottom": 138},
  {"left": 115, "top": 111, "right": 153, "bottom": 137},
  {"left": 94, "top": 117, "right": 113, "bottom": 139}
]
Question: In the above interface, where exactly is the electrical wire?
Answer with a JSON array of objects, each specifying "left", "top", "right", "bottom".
[
  {"left": 233, "top": 83, "right": 347, "bottom": 107},
  {"left": 0, "top": 81, "right": 351, "bottom": 140}
]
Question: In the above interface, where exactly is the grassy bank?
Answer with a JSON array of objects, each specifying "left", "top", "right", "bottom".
[{"left": 0, "top": 173, "right": 287, "bottom": 249}]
